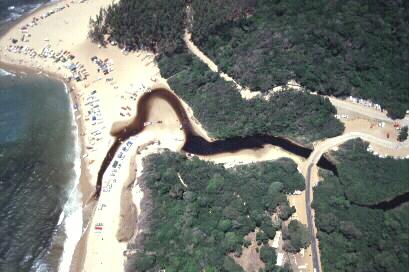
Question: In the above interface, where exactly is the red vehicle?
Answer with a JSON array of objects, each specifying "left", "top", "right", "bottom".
[{"left": 95, "top": 223, "right": 103, "bottom": 231}]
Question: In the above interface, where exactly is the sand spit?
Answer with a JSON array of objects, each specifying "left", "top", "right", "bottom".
[
  {"left": 2, "top": 1, "right": 408, "bottom": 272},
  {"left": 116, "top": 156, "right": 138, "bottom": 243},
  {"left": 0, "top": 0, "right": 162, "bottom": 270}
]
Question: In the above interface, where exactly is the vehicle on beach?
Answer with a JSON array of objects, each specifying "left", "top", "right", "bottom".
[
  {"left": 112, "top": 161, "right": 119, "bottom": 168},
  {"left": 118, "top": 152, "right": 125, "bottom": 159},
  {"left": 94, "top": 223, "right": 103, "bottom": 232}
]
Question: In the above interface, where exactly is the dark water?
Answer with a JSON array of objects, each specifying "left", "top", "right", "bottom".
[
  {"left": 0, "top": 71, "right": 76, "bottom": 272},
  {"left": 95, "top": 88, "right": 337, "bottom": 197},
  {"left": 355, "top": 191, "right": 409, "bottom": 210},
  {"left": 184, "top": 135, "right": 338, "bottom": 174}
]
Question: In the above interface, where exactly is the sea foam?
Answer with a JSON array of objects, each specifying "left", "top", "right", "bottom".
[
  {"left": 57, "top": 83, "right": 83, "bottom": 272},
  {"left": 0, "top": 68, "right": 16, "bottom": 77},
  {"left": 1, "top": 3, "right": 43, "bottom": 24}
]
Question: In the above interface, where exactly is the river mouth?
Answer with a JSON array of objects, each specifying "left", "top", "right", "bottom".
[{"left": 95, "top": 87, "right": 337, "bottom": 197}]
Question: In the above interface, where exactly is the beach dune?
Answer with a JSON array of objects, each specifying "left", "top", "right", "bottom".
[{"left": 1, "top": 1, "right": 380, "bottom": 272}]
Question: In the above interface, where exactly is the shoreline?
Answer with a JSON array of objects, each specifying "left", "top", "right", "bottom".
[
  {"left": 0, "top": 59, "right": 94, "bottom": 200},
  {"left": 2, "top": 1, "right": 407, "bottom": 271},
  {"left": 0, "top": 1, "right": 171, "bottom": 269},
  {"left": 0, "top": 59, "right": 93, "bottom": 271},
  {"left": 0, "top": 2, "right": 189, "bottom": 271},
  {"left": 0, "top": 1, "right": 97, "bottom": 268},
  {"left": 0, "top": 0, "right": 56, "bottom": 37}
]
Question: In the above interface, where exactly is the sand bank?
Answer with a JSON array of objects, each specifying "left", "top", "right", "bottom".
[
  {"left": 6, "top": 1, "right": 404, "bottom": 272},
  {"left": 0, "top": 0, "right": 163, "bottom": 270}
]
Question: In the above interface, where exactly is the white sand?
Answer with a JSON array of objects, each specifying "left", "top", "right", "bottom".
[
  {"left": 200, "top": 144, "right": 304, "bottom": 168},
  {"left": 3, "top": 2, "right": 408, "bottom": 272},
  {"left": 0, "top": 1, "right": 164, "bottom": 271},
  {"left": 183, "top": 30, "right": 302, "bottom": 101}
]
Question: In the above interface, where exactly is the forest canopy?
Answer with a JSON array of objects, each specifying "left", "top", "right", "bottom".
[
  {"left": 89, "top": 0, "right": 186, "bottom": 53},
  {"left": 92, "top": 0, "right": 408, "bottom": 117},
  {"left": 191, "top": 0, "right": 409, "bottom": 118},
  {"left": 313, "top": 139, "right": 409, "bottom": 272},
  {"left": 157, "top": 49, "right": 344, "bottom": 144},
  {"left": 330, "top": 139, "right": 409, "bottom": 205},
  {"left": 131, "top": 152, "right": 305, "bottom": 271}
]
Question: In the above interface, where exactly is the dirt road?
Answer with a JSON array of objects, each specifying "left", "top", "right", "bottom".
[
  {"left": 302, "top": 132, "right": 409, "bottom": 272},
  {"left": 183, "top": 18, "right": 409, "bottom": 272},
  {"left": 328, "top": 97, "right": 409, "bottom": 126}
]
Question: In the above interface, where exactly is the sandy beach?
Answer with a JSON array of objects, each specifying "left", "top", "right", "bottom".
[
  {"left": 0, "top": 0, "right": 168, "bottom": 270},
  {"left": 0, "top": 1, "right": 296, "bottom": 270},
  {"left": 1, "top": 1, "right": 408, "bottom": 272}
]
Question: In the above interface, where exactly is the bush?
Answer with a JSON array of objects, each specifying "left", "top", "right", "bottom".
[
  {"left": 192, "top": 0, "right": 409, "bottom": 118},
  {"left": 90, "top": 0, "right": 186, "bottom": 53},
  {"left": 158, "top": 49, "right": 344, "bottom": 144},
  {"left": 135, "top": 152, "right": 304, "bottom": 270},
  {"left": 223, "top": 256, "right": 244, "bottom": 272},
  {"left": 135, "top": 254, "right": 156, "bottom": 271},
  {"left": 259, "top": 245, "right": 277, "bottom": 265},
  {"left": 398, "top": 126, "right": 408, "bottom": 142},
  {"left": 313, "top": 139, "right": 409, "bottom": 271},
  {"left": 283, "top": 220, "right": 310, "bottom": 253}
]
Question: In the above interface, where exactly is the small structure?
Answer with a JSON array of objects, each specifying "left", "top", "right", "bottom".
[
  {"left": 271, "top": 231, "right": 281, "bottom": 248},
  {"left": 276, "top": 252, "right": 284, "bottom": 266}
]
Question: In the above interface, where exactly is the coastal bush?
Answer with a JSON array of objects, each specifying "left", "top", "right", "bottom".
[
  {"left": 259, "top": 245, "right": 277, "bottom": 265},
  {"left": 282, "top": 220, "right": 310, "bottom": 253},
  {"left": 313, "top": 139, "right": 409, "bottom": 271},
  {"left": 191, "top": 0, "right": 409, "bottom": 118},
  {"left": 133, "top": 152, "right": 304, "bottom": 271},
  {"left": 332, "top": 140, "right": 409, "bottom": 205},
  {"left": 222, "top": 256, "right": 244, "bottom": 272},
  {"left": 190, "top": 0, "right": 256, "bottom": 39},
  {"left": 90, "top": 0, "right": 186, "bottom": 53},
  {"left": 88, "top": 8, "right": 107, "bottom": 44},
  {"left": 92, "top": 0, "right": 408, "bottom": 117},
  {"left": 157, "top": 49, "right": 344, "bottom": 144},
  {"left": 398, "top": 126, "right": 408, "bottom": 142}
]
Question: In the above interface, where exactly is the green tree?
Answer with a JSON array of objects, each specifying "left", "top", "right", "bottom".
[
  {"left": 223, "top": 256, "right": 244, "bottom": 272},
  {"left": 398, "top": 126, "right": 408, "bottom": 142},
  {"left": 218, "top": 219, "right": 233, "bottom": 232},
  {"left": 283, "top": 220, "right": 311, "bottom": 252},
  {"left": 135, "top": 253, "right": 155, "bottom": 271},
  {"left": 259, "top": 245, "right": 277, "bottom": 265}
]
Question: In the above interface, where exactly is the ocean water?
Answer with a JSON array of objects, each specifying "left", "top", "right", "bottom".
[
  {"left": 0, "top": 70, "right": 80, "bottom": 272},
  {"left": 0, "top": 0, "right": 50, "bottom": 34},
  {"left": 0, "top": 0, "right": 47, "bottom": 22}
]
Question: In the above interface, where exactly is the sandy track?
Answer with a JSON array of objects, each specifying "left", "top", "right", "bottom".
[
  {"left": 183, "top": 17, "right": 408, "bottom": 127},
  {"left": 328, "top": 97, "right": 409, "bottom": 126},
  {"left": 2, "top": 2, "right": 408, "bottom": 271},
  {"left": 183, "top": 18, "right": 409, "bottom": 272},
  {"left": 301, "top": 132, "right": 409, "bottom": 272}
]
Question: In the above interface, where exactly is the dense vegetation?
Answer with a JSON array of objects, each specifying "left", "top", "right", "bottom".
[
  {"left": 190, "top": 0, "right": 256, "bottom": 38},
  {"left": 90, "top": 0, "right": 346, "bottom": 144},
  {"left": 282, "top": 220, "right": 310, "bottom": 253},
  {"left": 398, "top": 126, "right": 408, "bottom": 142},
  {"left": 259, "top": 245, "right": 278, "bottom": 271},
  {"left": 192, "top": 0, "right": 409, "bottom": 118},
  {"left": 132, "top": 152, "right": 305, "bottom": 271},
  {"left": 158, "top": 49, "right": 344, "bottom": 144},
  {"left": 89, "top": 0, "right": 186, "bottom": 53},
  {"left": 330, "top": 140, "right": 409, "bottom": 205},
  {"left": 92, "top": 0, "right": 408, "bottom": 117},
  {"left": 313, "top": 139, "right": 409, "bottom": 271}
]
